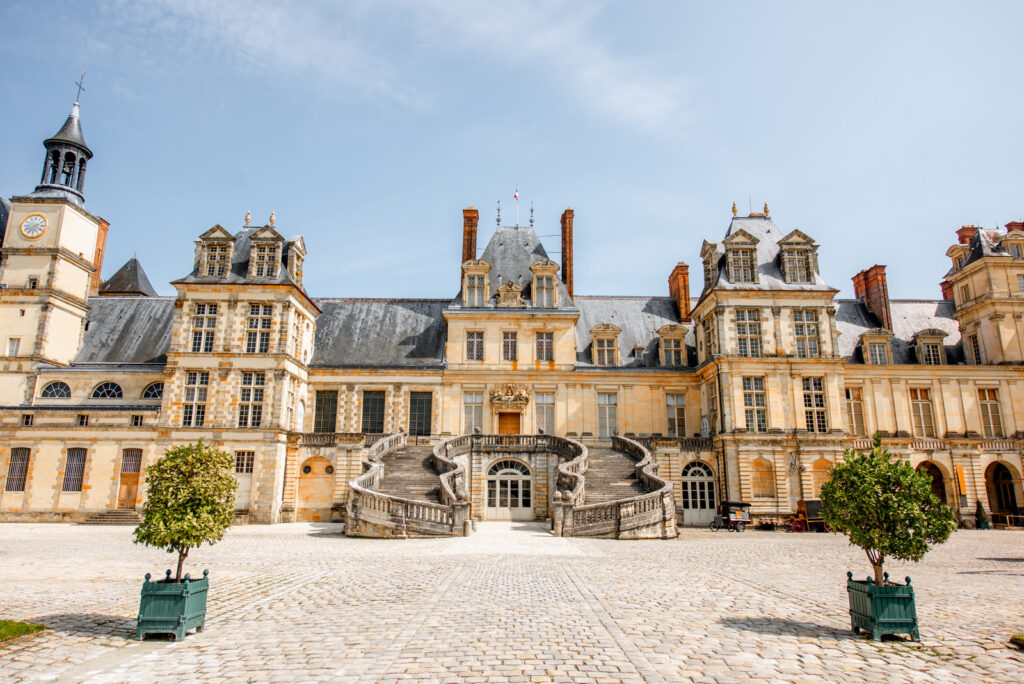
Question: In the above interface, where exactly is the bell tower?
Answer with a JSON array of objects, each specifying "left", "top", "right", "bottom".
[{"left": 0, "top": 98, "right": 108, "bottom": 403}]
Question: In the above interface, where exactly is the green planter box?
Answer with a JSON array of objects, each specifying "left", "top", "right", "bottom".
[
  {"left": 136, "top": 569, "right": 209, "bottom": 640},
  {"left": 846, "top": 571, "right": 919, "bottom": 641}
]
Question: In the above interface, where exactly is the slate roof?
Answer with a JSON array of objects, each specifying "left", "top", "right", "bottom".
[
  {"left": 99, "top": 257, "right": 158, "bottom": 297},
  {"left": 959, "top": 228, "right": 1011, "bottom": 270},
  {"left": 74, "top": 296, "right": 175, "bottom": 364},
  {"left": 835, "top": 299, "right": 963, "bottom": 364},
  {"left": 706, "top": 215, "right": 836, "bottom": 293},
  {"left": 574, "top": 296, "right": 695, "bottom": 369},
  {"left": 452, "top": 225, "right": 574, "bottom": 308},
  {"left": 46, "top": 103, "right": 91, "bottom": 154},
  {"left": 311, "top": 299, "right": 447, "bottom": 368},
  {"left": 174, "top": 225, "right": 306, "bottom": 292}
]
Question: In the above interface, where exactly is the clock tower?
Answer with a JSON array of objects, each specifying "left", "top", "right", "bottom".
[{"left": 0, "top": 100, "right": 109, "bottom": 403}]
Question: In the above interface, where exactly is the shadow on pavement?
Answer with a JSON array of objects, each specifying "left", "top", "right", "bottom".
[
  {"left": 31, "top": 613, "right": 137, "bottom": 639},
  {"left": 978, "top": 557, "right": 1024, "bottom": 563},
  {"left": 720, "top": 616, "right": 857, "bottom": 641}
]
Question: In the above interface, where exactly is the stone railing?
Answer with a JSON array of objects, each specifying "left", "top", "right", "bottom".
[
  {"left": 301, "top": 432, "right": 370, "bottom": 447},
  {"left": 559, "top": 435, "right": 677, "bottom": 540},
  {"left": 433, "top": 433, "right": 588, "bottom": 536},
  {"left": 344, "top": 432, "right": 456, "bottom": 538}
]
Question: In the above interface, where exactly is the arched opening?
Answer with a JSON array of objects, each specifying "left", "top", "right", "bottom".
[
  {"left": 751, "top": 458, "right": 775, "bottom": 499},
  {"left": 297, "top": 456, "right": 335, "bottom": 522},
  {"left": 485, "top": 459, "right": 533, "bottom": 521},
  {"left": 48, "top": 150, "right": 60, "bottom": 183},
  {"left": 916, "top": 461, "right": 947, "bottom": 505},
  {"left": 75, "top": 158, "right": 87, "bottom": 192},
  {"left": 680, "top": 460, "right": 715, "bottom": 526},
  {"left": 41, "top": 381, "right": 71, "bottom": 399},
  {"left": 61, "top": 152, "right": 76, "bottom": 186},
  {"left": 985, "top": 462, "right": 1019, "bottom": 514},
  {"left": 810, "top": 458, "right": 832, "bottom": 498},
  {"left": 91, "top": 382, "right": 123, "bottom": 399}
]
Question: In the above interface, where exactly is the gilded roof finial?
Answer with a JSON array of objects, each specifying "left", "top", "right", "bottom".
[
  {"left": 732, "top": 201, "right": 737, "bottom": 216},
  {"left": 245, "top": 210, "right": 251, "bottom": 225},
  {"left": 763, "top": 201, "right": 770, "bottom": 216},
  {"left": 269, "top": 210, "right": 276, "bottom": 226}
]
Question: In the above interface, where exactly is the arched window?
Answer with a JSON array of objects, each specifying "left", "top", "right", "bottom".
[
  {"left": 62, "top": 152, "right": 76, "bottom": 186},
  {"left": 76, "top": 158, "right": 87, "bottom": 192},
  {"left": 48, "top": 151, "right": 60, "bottom": 183},
  {"left": 92, "top": 382, "right": 123, "bottom": 399},
  {"left": 681, "top": 461, "right": 716, "bottom": 523},
  {"left": 41, "top": 381, "right": 71, "bottom": 399},
  {"left": 751, "top": 458, "right": 775, "bottom": 498},
  {"left": 142, "top": 382, "right": 164, "bottom": 400},
  {"left": 811, "top": 458, "right": 832, "bottom": 497}
]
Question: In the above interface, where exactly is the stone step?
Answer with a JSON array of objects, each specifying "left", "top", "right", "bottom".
[
  {"left": 584, "top": 448, "right": 648, "bottom": 504},
  {"left": 373, "top": 447, "right": 442, "bottom": 504},
  {"left": 81, "top": 510, "right": 142, "bottom": 525}
]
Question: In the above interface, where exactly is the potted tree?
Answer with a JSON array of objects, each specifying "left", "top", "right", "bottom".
[
  {"left": 133, "top": 440, "right": 237, "bottom": 640},
  {"left": 820, "top": 436, "right": 956, "bottom": 641},
  {"left": 975, "top": 499, "right": 991, "bottom": 530}
]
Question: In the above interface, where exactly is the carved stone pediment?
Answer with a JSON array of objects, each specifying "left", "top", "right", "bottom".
[
  {"left": 497, "top": 281, "right": 524, "bottom": 307},
  {"left": 490, "top": 383, "right": 530, "bottom": 404}
]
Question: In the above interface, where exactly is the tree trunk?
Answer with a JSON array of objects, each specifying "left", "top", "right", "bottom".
[
  {"left": 873, "top": 559, "right": 885, "bottom": 586},
  {"left": 175, "top": 547, "right": 189, "bottom": 583}
]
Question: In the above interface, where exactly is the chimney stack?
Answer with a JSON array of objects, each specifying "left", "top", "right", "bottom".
[
  {"left": 462, "top": 207, "right": 479, "bottom": 265},
  {"left": 852, "top": 264, "right": 892, "bottom": 331},
  {"left": 940, "top": 279, "right": 953, "bottom": 301},
  {"left": 668, "top": 262, "right": 691, "bottom": 322},
  {"left": 956, "top": 225, "right": 979, "bottom": 245},
  {"left": 1005, "top": 221, "right": 1024, "bottom": 233},
  {"left": 560, "top": 208, "right": 574, "bottom": 298}
]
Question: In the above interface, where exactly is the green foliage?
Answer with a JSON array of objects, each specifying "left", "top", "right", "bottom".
[
  {"left": 820, "top": 435, "right": 957, "bottom": 585},
  {"left": 975, "top": 499, "right": 989, "bottom": 525},
  {"left": 0, "top": 620, "right": 45, "bottom": 641},
  {"left": 134, "top": 440, "right": 237, "bottom": 581}
]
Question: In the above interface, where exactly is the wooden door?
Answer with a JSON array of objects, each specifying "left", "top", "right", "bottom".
[
  {"left": 498, "top": 412, "right": 520, "bottom": 435},
  {"left": 118, "top": 474, "right": 139, "bottom": 509}
]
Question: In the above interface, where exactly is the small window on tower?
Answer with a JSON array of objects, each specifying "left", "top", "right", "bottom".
[{"left": 27, "top": 277, "right": 39, "bottom": 289}]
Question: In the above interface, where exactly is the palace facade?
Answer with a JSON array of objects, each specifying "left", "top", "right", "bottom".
[{"left": 1, "top": 102, "right": 1022, "bottom": 530}]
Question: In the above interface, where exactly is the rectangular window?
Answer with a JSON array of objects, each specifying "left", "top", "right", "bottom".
[
  {"left": 785, "top": 250, "right": 811, "bottom": 283},
  {"left": 27, "top": 277, "right": 38, "bottom": 289},
  {"left": 978, "top": 388, "right": 1003, "bottom": 438},
  {"left": 921, "top": 343, "right": 942, "bottom": 365},
  {"left": 909, "top": 388, "right": 935, "bottom": 438},
  {"left": 960, "top": 285, "right": 970, "bottom": 304},
  {"left": 598, "top": 393, "right": 617, "bottom": 439},
  {"left": 794, "top": 310, "right": 819, "bottom": 358},
  {"left": 77, "top": 414, "right": 89, "bottom": 426},
  {"left": 742, "top": 377, "right": 767, "bottom": 433},
  {"left": 735, "top": 309, "right": 761, "bottom": 357},
  {"left": 237, "top": 371, "right": 265, "bottom": 428},
  {"left": 845, "top": 388, "right": 865, "bottom": 435},
  {"left": 131, "top": 415, "right": 143, "bottom": 427},
  {"left": 121, "top": 448, "right": 142, "bottom": 474},
  {"left": 868, "top": 343, "right": 888, "bottom": 365},
  {"left": 254, "top": 244, "right": 278, "bottom": 278},
  {"left": 464, "top": 392, "right": 483, "bottom": 434},
  {"left": 63, "top": 448, "right": 87, "bottom": 492},
  {"left": 802, "top": 377, "right": 828, "bottom": 432},
  {"left": 466, "top": 331, "right": 484, "bottom": 361},
  {"left": 662, "top": 338, "right": 684, "bottom": 366},
  {"left": 465, "top": 275, "right": 487, "bottom": 307},
  {"left": 707, "top": 378, "right": 719, "bottom": 435},
  {"left": 535, "top": 393, "right": 554, "bottom": 435},
  {"left": 408, "top": 392, "right": 432, "bottom": 436},
  {"left": 1012, "top": 244, "right": 1023, "bottom": 258},
  {"left": 502, "top": 331, "right": 517, "bottom": 362},
  {"left": 314, "top": 390, "right": 338, "bottom": 433},
  {"left": 21, "top": 414, "right": 33, "bottom": 426},
  {"left": 206, "top": 244, "right": 229, "bottom": 277},
  {"left": 5, "top": 448, "right": 29, "bottom": 492},
  {"left": 730, "top": 248, "right": 754, "bottom": 283},
  {"left": 1018, "top": 274, "right": 1024, "bottom": 292},
  {"left": 246, "top": 304, "right": 273, "bottom": 354},
  {"left": 361, "top": 390, "right": 385, "bottom": 434},
  {"left": 235, "top": 451, "right": 255, "bottom": 474},
  {"left": 191, "top": 303, "right": 218, "bottom": 353},
  {"left": 535, "top": 276, "right": 554, "bottom": 307},
  {"left": 666, "top": 394, "right": 686, "bottom": 437},
  {"left": 7, "top": 338, "right": 20, "bottom": 356},
  {"left": 594, "top": 338, "right": 616, "bottom": 366},
  {"left": 970, "top": 335, "right": 982, "bottom": 364},
  {"left": 536, "top": 332, "right": 554, "bottom": 362},
  {"left": 182, "top": 371, "right": 209, "bottom": 427}
]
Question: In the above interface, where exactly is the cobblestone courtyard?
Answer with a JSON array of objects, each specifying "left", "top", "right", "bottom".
[{"left": 1, "top": 523, "right": 1021, "bottom": 683}]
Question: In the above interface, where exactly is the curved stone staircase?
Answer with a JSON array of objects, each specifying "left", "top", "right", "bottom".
[
  {"left": 373, "top": 446, "right": 441, "bottom": 504},
  {"left": 583, "top": 447, "right": 647, "bottom": 504}
]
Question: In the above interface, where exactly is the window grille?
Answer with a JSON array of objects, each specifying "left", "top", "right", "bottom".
[
  {"left": 921, "top": 343, "right": 942, "bottom": 365},
  {"left": 254, "top": 244, "right": 278, "bottom": 277},
  {"left": 91, "top": 382, "right": 123, "bottom": 399},
  {"left": 5, "top": 448, "right": 29, "bottom": 492},
  {"left": 535, "top": 393, "right": 554, "bottom": 435},
  {"left": 238, "top": 372, "right": 265, "bottom": 428},
  {"left": 784, "top": 250, "right": 811, "bottom": 283},
  {"left": 594, "top": 338, "right": 616, "bottom": 366},
  {"left": 408, "top": 392, "right": 432, "bottom": 436},
  {"left": 794, "top": 310, "right": 819, "bottom": 358},
  {"left": 742, "top": 377, "right": 767, "bottom": 433},
  {"left": 970, "top": 335, "right": 982, "bottom": 364},
  {"left": 361, "top": 390, "right": 385, "bottom": 434},
  {"left": 63, "top": 448, "right": 87, "bottom": 492},
  {"left": 314, "top": 390, "right": 338, "bottom": 433},
  {"left": 466, "top": 332, "right": 484, "bottom": 361},
  {"left": 502, "top": 332, "right": 517, "bottom": 362},
  {"left": 910, "top": 388, "right": 935, "bottom": 437},
  {"left": 42, "top": 382, "right": 71, "bottom": 399},
  {"left": 598, "top": 393, "right": 617, "bottom": 439},
  {"left": 131, "top": 415, "right": 143, "bottom": 427},
  {"left": 77, "top": 414, "right": 89, "bottom": 426},
  {"left": 662, "top": 338, "right": 684, "bottom": 366},
  {"left": 868, "top": 343, "right": 888, "bottom": 365},
  {"left": 536, "top": 332, "right": 553, "bottom": 361},
  {"left": 802, "top": 377, "right": 828, "bottom": 432},
  {"left": 736, "top": 309, "right": 761, "bottom": 357},
  {"left": 666, "top": 394, "right": 685, "bottom": 437},
  {"left": 464, "top": 392, "right": 483, "bottom": 434},
  {"left": 465, "top": 275, "right": 487, "bottom": 307},
  {"left": 978, "top": 389, "right": 1003, "bottom": 438},
  {"left": 730, "top": 248, "right": 754, "bottom": 282},
  {"left": 235, "top": 451, "right": 255, "bottom": 474},
  {"left": 206, "top": 244, "right": 229, "bottom": 277},
  {"left": 22, "top": 414, "right": 33, "bottom": 426},
  {"left": 246, "top": 305, "right": 273, "bottom": 353},
  {"left": 535, "top": 276, "right": 554, "bottom": 307},
  {"left": 121, "top": 449, "right": 142, "bottom": 474},
  {"left": 182, "top": 371, "right": 209, "bottom": 427},
  {"left": 191, "top": 303, "right": 218, "bottom": 353},
  {"left": 143, "top": 383, "right": 164, "bottom": 399}
]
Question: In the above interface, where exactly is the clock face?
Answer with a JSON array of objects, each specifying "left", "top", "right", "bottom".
[{"left": 20, "top": 214, "right": 47, "bottom": 239}]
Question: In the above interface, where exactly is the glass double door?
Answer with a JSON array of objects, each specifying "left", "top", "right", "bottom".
[{"left": 485, "top": 459, "right": 533, "bottom": 521}]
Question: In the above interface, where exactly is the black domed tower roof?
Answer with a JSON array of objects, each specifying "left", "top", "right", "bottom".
[{"left": 28, "top": 102, "right": 93, "bottom": 207}]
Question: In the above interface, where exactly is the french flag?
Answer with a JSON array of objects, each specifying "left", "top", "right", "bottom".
[{"left": 514, "top": 188, "right": 519, "bottom": 201}]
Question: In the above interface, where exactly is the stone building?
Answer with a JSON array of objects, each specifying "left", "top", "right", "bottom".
[{"left": 1, "top": 102, "right": 1022, "bottom": 533}]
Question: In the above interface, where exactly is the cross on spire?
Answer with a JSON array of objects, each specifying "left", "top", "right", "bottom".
[{"left": 74, "top": 72, "right": 86, "bottom": 103}]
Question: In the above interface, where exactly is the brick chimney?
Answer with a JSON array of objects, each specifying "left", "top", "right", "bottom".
[
  {"left": 462, "top": 207, "right": 479, "bottom": 264},
  {"left": 940, "top": 279, "right": 953, "bottom": 301},
  {"left": 1005, "top": 221, "right": 1024, "bottom": 233},
  {"left": 560, "top": 208, "right": 574, "bottom": 298},
  {"left": 668, "top": 262, "right": 691, "bottom": 322},
  {"left": 89, "top": 218, "right": 110, "bottom": 296},
  {"left": 956, "top": 225, "right": 978, "bottom": 245},
  {"left": 852, "top": 265, "right": 892, "bottom": 331}
]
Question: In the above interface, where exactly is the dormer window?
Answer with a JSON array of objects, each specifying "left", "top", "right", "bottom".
[
  {"left": 286, "top": 238, "right": 307, "bottom": 286},
  {"left": 912, "top": 328, "right": 948, "bottom": 365},
  {"left": 589, "top": 324, "right": 621, "bottom": 366},
  {"left": 1011, "top": 243, "right": 1023, "bottom": 258},
  {"left": 658, "top": 324, "right": 688, "bottom": 367},
  {"left": 461, "top": 259, "right": 491, "bottom": 308},
  {"left": 868, "top": 343, "right": 888, "bottom": 364},
  {"left": 254, "top": 244, "right": 278, "bottom": 278},
  {"left": 529, "top": 259, "right": 560, "bottom": 308},
  {"left": 466, "top": 275, "right": 486, "bottom": 306},
  {"left": 860, "top": 329, "right": 894, "bottom": 365},
  {"left": 730, "top": 248, "right": 754, "bottom": 283},
  {"left": 783, "top": 249, "right": 811, "bottom": 283},
  {"left": 206, "top": 244, "right": 230, "bottom": 277},
  {"left": 778, "top": 230, "right": 819, "bottom": 284}
]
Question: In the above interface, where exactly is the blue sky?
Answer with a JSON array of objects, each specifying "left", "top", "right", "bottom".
[{"left": 2, "top": 1, "right": 1023, "bottom": 300}]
